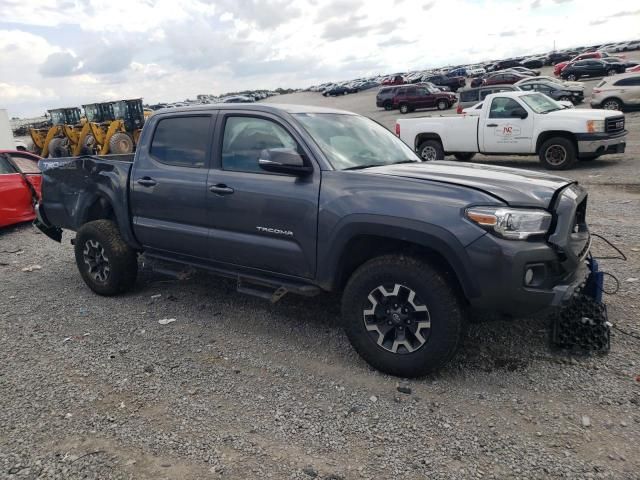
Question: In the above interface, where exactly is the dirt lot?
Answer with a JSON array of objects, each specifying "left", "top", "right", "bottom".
[{"left": 2, "top": 63, "right": 640, "bottom": 479}]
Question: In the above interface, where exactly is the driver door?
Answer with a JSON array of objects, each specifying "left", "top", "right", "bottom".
[
  {"left": 206, "top": 112, "right": 320, "bottom": 278},
  {"left": 480, "top": 96, "right": 534, "bottom": 153}
]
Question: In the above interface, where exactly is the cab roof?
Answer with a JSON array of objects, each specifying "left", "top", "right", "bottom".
[{"left": 155, "top": 103, "right": 357, "bottom": 116}]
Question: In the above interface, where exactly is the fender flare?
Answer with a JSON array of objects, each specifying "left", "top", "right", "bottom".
[{"left": 316, "top": 214, "right": 481, "bottom": 299}]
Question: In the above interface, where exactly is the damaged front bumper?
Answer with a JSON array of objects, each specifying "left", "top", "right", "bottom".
[{"left": 33, "top": 203, "right": 62, "bottom": 242}]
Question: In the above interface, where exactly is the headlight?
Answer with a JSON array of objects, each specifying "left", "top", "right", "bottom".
[
  {"left": 466, "top": 207, "right": 552, "bottom": 240},
  {"left": 586, "top": 120, "right": 604, "bottom": 133}
]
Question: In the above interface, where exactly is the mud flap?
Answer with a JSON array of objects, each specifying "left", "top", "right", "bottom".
[{"left": 550, "top": 258, "right": 610, "bottom": 353}]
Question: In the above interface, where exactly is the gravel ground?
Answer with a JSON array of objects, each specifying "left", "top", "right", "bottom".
[{"left": 2, "top": 61, "right": 640, "bottom": 479}]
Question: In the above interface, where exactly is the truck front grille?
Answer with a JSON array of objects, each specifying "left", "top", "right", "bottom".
[{"left": 605, "top": 116, "right": 625, "bottom": 134}]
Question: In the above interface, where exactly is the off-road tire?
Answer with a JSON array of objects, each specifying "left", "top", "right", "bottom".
[
  {"left": 341, "top": 255, "right": 464, "bottom": 377},
  {"left": 454, "top": 152, "right": 475, "bottom": 162},
  {"left": 80, "top": 134, "right": 97, "bottom": 155},
  {"left": 109, "top": 132, "right": 134, "bottom": 154},
  {"left": 48, "top": 137, "right": 69, "bottom": 158},
  {"left": 538, "top": 136, "right": 577, "bottom": 170},
  {"left": 417, "top": 140, "right": 444, "bottom": 161},
  {"left": 74, "top": 220, "right": 137, "bottom": 296}
]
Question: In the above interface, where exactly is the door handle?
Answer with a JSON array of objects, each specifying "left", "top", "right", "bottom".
[
  {"left": 136, "top": 177, "right": 157, "bottom": 187},
  {"left": 486, "top": 123, "right": 498, "bottom": 127},
  {"left": 209, "top": 184, "right": 234, "bottom": 195}
]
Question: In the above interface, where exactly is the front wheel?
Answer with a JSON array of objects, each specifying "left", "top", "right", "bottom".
[
  {"left": 607, "top": 69, "right": 617, "bottom": 76},
  {"left": 566, "top": 73, "right": 577, "bottom": 81},
  {"left": 417, "top": 140, "right": 444, "bottom": 161},
  {"left": 399, "top": 104, "right": 409, "bottom": 114},
  {"left": 436, "top": 100, "right": 449, "bottom": 111},
  {"left": 109, "top": 132, "right": 134, "bottom": 154},
  {"left": 341, "top": 255, "right": 464, "bottom": 377},
  {"left": 74, "top": 220, "right": 138, "bottom": 296},
  {"left": 538, "top": 137, "right": 577, "bottom": 170}
]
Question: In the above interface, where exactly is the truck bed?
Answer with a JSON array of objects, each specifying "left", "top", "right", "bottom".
[{"left": 38, "top": 154, "right": 135, "bottom": 239}]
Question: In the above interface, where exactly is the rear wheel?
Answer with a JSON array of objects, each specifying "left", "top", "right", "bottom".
[
  {"left": 454, "top": 152, "right": 475, "bottom": 162},
  {"left": 109, "top": 132, "right": 134, "bottom": 154},
  {"left": 341, "top": 255, "right": 464, "bottom": 377},
  {"left": 383, "top": 101, "right": 392, "bottom": 111},
  {"left": 74, "top": 220, "right": 138, "bottom": 296},
  {"left": 48, "top": 137, "right": 69, "bottom": 158},
  {"left": 418, "top": 140, "right": 444, "bottom": 161},
  {"left": 602, "top": 98, "right": 622, "bottom": 111},
  {"left": 436, "top": 100, "right": 449, "bottom": 111},
  {"left": 539, "top": 136, "right": 577, "bottom": 170}
]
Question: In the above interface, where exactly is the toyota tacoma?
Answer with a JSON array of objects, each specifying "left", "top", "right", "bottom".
[{"left": 36, "top": 104, "right": 591, "bottom": 377}]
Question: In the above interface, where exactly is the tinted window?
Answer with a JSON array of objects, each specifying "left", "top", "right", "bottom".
[
  {"left": 489, "top": 97, "right": 523, "bottom": 119},
  {"left": 150, "top": 116, "right": 210, "bottom": 167},
  {"left": 614, "top": 76, "right": 640, "bottom": 86},
  {"left": 406, "top": 87, "right": 417, "bottom": 95},
  {"left": 574, "top": 60, "right": 588, "bottom": 66},
  {"left": 222, "top": 116, "right": 298, "bottom": 173},
  {"left": 0, "top": 156, "right": 16, "bottom": 174},
  {"left": 460, "top": 90, "right": 478, "bottom": 102},
  {"left": 520, "top": 84, "right": 533, "bottom": 91}
]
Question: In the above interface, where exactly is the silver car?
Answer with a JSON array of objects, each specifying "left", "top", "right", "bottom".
[{"left": 590, "top": 73, "right": 640, "bottom": 111}]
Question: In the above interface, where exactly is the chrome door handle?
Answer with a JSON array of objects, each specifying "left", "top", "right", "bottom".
[{"left": 209, "top": 184, "right": 234, "bottom": 195}]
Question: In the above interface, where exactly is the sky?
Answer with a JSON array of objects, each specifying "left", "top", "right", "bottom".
[{"left": 1, "top": 0, "right": 639, "bottom": 117}]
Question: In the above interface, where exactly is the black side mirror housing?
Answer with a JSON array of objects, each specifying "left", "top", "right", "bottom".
[
  {"left": 258, "top": 148, "right": 313, "bottom": 176},
  {"left": 511, "top": 109, "right": 528, "bottom": 119}
]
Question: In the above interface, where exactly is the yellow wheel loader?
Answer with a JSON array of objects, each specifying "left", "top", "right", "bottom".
[
  {"left": 86, "top": 99, "right": 146, "bottom": 155},
  {"left": 29, "top": 108, "right": 81, "bottom": 158}
]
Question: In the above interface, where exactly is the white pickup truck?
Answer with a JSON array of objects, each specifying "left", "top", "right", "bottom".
[{"left": 396, "top": 91, "right": 627, "bottom": 169}]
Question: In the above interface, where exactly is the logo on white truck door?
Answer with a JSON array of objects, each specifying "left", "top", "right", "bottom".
[{"left": 494, "top": 124, "right": 522, "bottom": 137}]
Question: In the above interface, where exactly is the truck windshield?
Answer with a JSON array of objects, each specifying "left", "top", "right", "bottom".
[
  {"left": 520, "top": 93, "right": 562, "bottom": 113},
  {"left": 293, "top": 113, "right": 419, "bottom": 170}
]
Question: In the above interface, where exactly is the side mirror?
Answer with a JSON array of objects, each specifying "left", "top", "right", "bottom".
[
  {"left": 258, "top": 148, "right": 313, "bottom": 176},
  {"left": 510, "top": 108, "right": 528, "bottom": 119}
]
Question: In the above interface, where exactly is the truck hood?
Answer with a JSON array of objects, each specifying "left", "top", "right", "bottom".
[
  {"left": 546, "top": 108, "right": 622, "bottom": 120},
  {"left": 365, "top": 161, "right": 572, "bottom": 207}
]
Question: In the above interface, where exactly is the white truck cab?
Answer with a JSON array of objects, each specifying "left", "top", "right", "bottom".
[{"left": 397, "top": 91, "right": 627, "bottom": 169}]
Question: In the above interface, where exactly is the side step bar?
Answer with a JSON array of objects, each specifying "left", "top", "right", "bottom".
[{"left": 144, "top": 254, "right": 321, "bottom": 303}]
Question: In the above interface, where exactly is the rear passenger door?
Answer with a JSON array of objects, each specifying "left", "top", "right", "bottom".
[
  {"left": 130, "top": 113, "right": 214, "bottom": 258},
  {"left": 205, "top": 111, "right": 320, "bottom": 279}
]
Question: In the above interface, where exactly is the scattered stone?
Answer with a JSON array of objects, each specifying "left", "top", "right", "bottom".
[
  {"left": 397, "top": 385, "right": 412, "bottom": 395},
  {"left": 369, "top": 395, "right": 378, "bottom": 403},
  {"left": 158, "top": 318, "right": 176, "bottom": 325},
  {"left": 302, "top": 466, "right": 318, "bottom": 477},
  {"left": 581, "top": 416, "right": 591, "bottom": 428}
]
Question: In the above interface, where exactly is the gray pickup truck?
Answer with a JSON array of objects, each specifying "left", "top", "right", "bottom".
[{"left": 36, "top": 104, "right": 591, "bottom": 377}]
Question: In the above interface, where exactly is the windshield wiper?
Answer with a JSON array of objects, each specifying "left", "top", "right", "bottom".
[{"left": 343, "top": 163, "right": 386, "bottom": 171}]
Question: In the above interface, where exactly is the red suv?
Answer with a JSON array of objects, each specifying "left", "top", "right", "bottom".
[
  {"left": 482, "top": 72, "right": 528, "bottom": 85},
  {"left": 392, "top": 84, "right": 457, "bottom": 113}
]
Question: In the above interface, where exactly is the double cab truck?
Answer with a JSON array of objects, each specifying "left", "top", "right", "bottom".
[
  {"left": 36, "top": 104, "right": 592, "bottom": 377},
  {"left": 397, "top": 91, "right": 627, "bottom": 169}
]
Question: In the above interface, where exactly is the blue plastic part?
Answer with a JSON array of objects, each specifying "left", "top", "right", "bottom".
[{"left": 584, "top": 258, "right": 604, "bottom": 304}]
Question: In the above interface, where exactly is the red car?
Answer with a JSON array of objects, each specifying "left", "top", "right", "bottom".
[
  {"left": 0, "top": 150, "right": 42, "bottom": 228},
  {"left": 482, "top": 72, "right": 528, "bottom": 85},
  {"left": 382, "top": 75, "right": 405, "bottom": 85}
]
